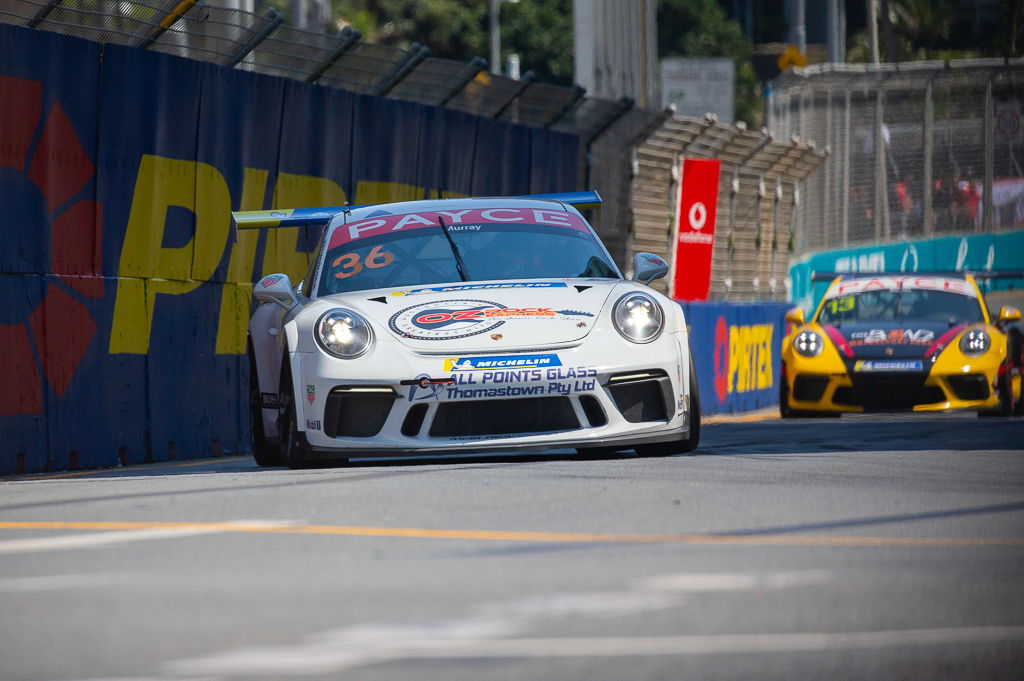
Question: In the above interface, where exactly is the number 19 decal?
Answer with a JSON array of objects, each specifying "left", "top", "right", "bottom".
[{"left": 333, "top": 245, "right": 394, "bottom": 279}]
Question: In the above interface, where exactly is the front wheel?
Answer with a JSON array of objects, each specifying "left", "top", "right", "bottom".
[
  {"left": 249, "top": 344, "right": 281, "bottom": 467},
  {"left": 277, "top": 357, "right": 311, "bottom": 468},
  {"left": 635, "top": 360, "right": 701, "bottom": 457},
  {"left": 979, "top": 367, "right": 1014, "bottom": 418}
]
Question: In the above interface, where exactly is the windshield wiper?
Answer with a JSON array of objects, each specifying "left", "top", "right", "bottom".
[{"left": 437, "top": 215, "right": 471, "bottom": 282}]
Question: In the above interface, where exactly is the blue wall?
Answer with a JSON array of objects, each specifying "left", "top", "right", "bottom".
[
  {"left": 680, "top": 302, "right": 790, "bottom": 416},
  {"left": 0, "top": 25, "right": 579, "bottom": 474}
]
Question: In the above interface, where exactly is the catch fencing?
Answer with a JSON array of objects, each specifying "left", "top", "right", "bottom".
[
  {"left": 770, "top": 60, "right": 1024, "bottom": 255},
  {"left": 628, "top": 114, "right": 826, "bottom": 301}
]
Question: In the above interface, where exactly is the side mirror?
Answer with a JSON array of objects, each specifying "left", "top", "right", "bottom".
[
  {"left": 254, "top": 273, "right": 298, "bottom": 310},
  {"left": 785, "top": 307, "right": 805, "bottom": 325},
  {"left": 631, "top": 252, "right": 669, "bottom": 285},
  {"left": 998, "top": 306, "right": 1022, "bottom": 323}
]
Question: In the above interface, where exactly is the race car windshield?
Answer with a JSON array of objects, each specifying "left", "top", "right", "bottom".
[
  {"left": 818, "top": 289, "right": 984, "bottom": 326},
  {"left": 317, "top": 219, "right": 619, "bottom": 295}
]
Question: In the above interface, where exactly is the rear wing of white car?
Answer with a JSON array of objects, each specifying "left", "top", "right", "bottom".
[{"left": 229, "top": 190, "right": 602, "bottom": 240}]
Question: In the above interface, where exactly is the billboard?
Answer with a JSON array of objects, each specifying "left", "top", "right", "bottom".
[{"left": 672, "top": 158, "right": 721, "bottom": 301}]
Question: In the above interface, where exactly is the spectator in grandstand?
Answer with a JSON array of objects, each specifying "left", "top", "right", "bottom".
[
  {"left": 894, "top": 174, "right": 918, "bottom": 236},
  {"left": 954, "top": 168, "right": 980, "bottom": 231},
  {"left": 933, "top": 176, "right": 954, "bottom": 232}
]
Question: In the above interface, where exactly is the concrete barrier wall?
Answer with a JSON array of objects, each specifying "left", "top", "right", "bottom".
[
  {"left": 680, "top": 301, "right": 790, "bottom": 416},
  {"left": 0, "top": 25, "right": 579, "bottom": 475}
]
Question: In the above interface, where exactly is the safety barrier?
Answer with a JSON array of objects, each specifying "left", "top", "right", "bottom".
[
  {"left": 789, "top": 230, "right": 1024, "bottom": 313},
  {"left": 680, "top": 301, "right": 789, "bottom": 416},
  {"left": 0, "top": 24, "right": 578, "bottom": 474}
]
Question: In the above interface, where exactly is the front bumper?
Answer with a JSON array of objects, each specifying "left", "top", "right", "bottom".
[
  {"left": 784, "top": 361, "right": 1003, "bottom": 413},
  {"left": 285, "top": 332, "right": 693, "bottom": 457}
]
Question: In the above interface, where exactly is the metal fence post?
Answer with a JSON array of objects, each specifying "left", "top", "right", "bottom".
[
  {"left": 228, "top": 8, "right": 285, "bottom": 69},
  {"left": 438, "top": 57, "right": 488, "bottom": 108},
  {"left": 305, "top": 25, "right": 361, "bottom": 83},
  {"left": 841, "top": 88, "right": 850, "bottom": 246},
  {"left": 26, "top": 0, "right": 62, "bottom": 28},
  {"left": 922, "top": 77, "right": 934, "bottom": 235},
  {"left": 824, "top": 87, "right": 832, "bottom": 246},
  {"left": 984, "top": 74, "right": 995, "bottom": 232},
  {"left": 873, "top": 77, "right": 889, "bottom": 240},
  {"left": 138, "top": 0, "right": 200, "bottom": 50},
  {"left": 375, "top": 44, "right": 430, "bottom": 97}
]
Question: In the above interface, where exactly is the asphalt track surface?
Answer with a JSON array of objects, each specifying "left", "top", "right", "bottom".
[{"left": 2, "top": 412, "right": 1022, "bottom": 681}]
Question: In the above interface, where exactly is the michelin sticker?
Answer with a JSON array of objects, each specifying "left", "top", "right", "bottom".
[
  {"left": 443, "top": 354, "right": 561, "bottom": 371},
  {"left": 391, "top": 282, "right": 568, "bottom": 297}
]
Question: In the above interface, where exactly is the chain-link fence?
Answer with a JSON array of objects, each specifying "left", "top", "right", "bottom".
[{"left": 771, "top": 60, "right": 1024, "bottom": 256}]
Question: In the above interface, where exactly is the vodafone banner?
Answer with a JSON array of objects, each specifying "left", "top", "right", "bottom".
[{"left": 673, "top": 158, "right": 721, "bottom": 300}]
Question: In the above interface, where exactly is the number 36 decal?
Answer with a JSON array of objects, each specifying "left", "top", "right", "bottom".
[{"left": 332, "top": 245, "right": 394, "bottom": 279}]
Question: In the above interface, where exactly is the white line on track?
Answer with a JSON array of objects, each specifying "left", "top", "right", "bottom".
[
  {"left": 161, "top": 570, "right": 833, "bottom": 677},
  {"left": 403, "top": 626, "right": 1024, "bottom": 658},
  {"left": 0, "top": 520, "right": 298, "bottom": 554}
]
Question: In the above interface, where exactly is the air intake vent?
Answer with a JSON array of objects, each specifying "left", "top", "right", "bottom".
[
  {"left": 324, "top": 388, "right": 395, "bottom": 437},
  {"left": 607, "top": 369, "right": 671, "bottom": 423},
  {"left": 429, "top": 397, "right": 579, "bottom": 437}
]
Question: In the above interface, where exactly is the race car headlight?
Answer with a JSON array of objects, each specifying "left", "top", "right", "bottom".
[
  {"left": 315, "top": 308, "right": 373, "bottom": 359},
  {"left": 793, "top": 330, "right": 824, "bottom": 357},
  {"left": 613, "top": 292, "right": 664, "bottom": 343},
  {"left": 958, "top": 328, "right": 990, "bottom": 356}
]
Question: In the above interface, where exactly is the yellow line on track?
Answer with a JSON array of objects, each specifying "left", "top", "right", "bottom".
[{"left": 0, "top": 521, "right": 1020, "bottom": 548}]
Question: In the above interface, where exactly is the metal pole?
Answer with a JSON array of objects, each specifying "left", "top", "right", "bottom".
[
  {"left": 867, "top": 0, "right": 880, "bottom": 64},
  {"left": 984, "top": 75, "right": 995, "bottom": 232},
  {"left": 923, "top": 78, "right": 934, "bottom": 235},
  {"left": 842, "top": 88, "right": 850, "bottom": 245},
  {"left": 229, "top": 8, "right": 285, "bottom": 69},
  {"left": 824, "top": 88, "right": 832, "bottom": 245},
  {"left": 874, "top": 82, "right": 888, "bottom": 240},
  {"left": 490, "top": 0, "right": 501, "bottom": 75},
  {"left": 791, "top": 0, "right": 806, "bottom": 54},
  {"left": 826, "top": 0, "right": 844, "bottom": 63}
]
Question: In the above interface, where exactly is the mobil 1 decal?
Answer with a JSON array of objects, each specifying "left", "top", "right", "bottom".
[{"left": 389, "top": 299, "right": 508, "bottom": 340}]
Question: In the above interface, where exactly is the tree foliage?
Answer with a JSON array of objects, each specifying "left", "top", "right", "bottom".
[
  {"left": 330, "top": 0, "right": 573, "bottom": 84},
  {"left": 657, "top": 0, "right": 760, "bottom": 126}
]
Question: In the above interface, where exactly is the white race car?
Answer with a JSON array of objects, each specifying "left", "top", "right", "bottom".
[{"left": 238, "top": 192, "right": 700, "bottom": 467}]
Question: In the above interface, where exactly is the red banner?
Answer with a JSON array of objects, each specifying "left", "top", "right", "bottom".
[{"left": 672, "top": 158, "right": 721, "bottom": 301}]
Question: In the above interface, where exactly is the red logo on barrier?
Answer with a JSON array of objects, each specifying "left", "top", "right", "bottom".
[
  {"left": 0, "top": 76, "right": 103, "bottom": 416},
  {"left": 712, "top": 315, "right": 728, "bottom": 404},
  {"left": 672, "top": 158, "right": 721, "bottom": 301}
]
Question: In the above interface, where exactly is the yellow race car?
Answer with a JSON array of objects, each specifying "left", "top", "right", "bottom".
[{"left": 781, "top": 273, "right": 1023, "bottom": 417}]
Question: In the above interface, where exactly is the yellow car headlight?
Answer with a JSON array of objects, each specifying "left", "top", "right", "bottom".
[
  {"left": 793, "top": 330, "right": 824, "bottom": 357},
  {"left": 958, "top": 328, "right": 990, "bottom": 356}
]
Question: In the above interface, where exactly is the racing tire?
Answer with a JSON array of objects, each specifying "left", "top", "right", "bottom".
[
  {"left": 779, "top": 380, "right": 795, "bottom": 418},
  {"left": 249, "top": 343, "right": 282, "bottom": 467},
  {"left": 979, "top": 367, "right": 1014, "bottom": 418},
  {"left": 277, "top": 355, "right": 312, "bottom": 468},
  {"left": 635, "top": 359, "right": 701, "bottom": 457}
]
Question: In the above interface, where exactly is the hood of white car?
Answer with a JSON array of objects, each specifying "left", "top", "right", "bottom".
[{"left": 335, "top": 279, "right": 622, "bottom": 352}]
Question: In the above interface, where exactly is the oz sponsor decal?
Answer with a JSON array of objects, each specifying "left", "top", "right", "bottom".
[
  {"left": 443, "top": 354, "right": 561, "bottom": 371},
  {"left": 389, "top": 299, "right": 508, "bottom": 340},
  {"left": 260, "top": 392, "right": 279, "bottom": 409},
  {"left": 854, "top": 360, "right": 923, "bottom": 372},
  {"left": 306, "top": 385, "right": 316, "bottom": 404},
  {"left": 389, "top": 300, "right": 594, "bottom": 341}
]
